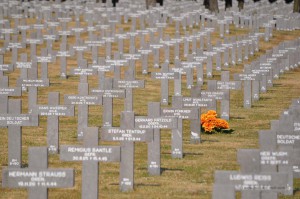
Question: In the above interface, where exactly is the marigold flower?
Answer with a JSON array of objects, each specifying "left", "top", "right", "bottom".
[{"left": 200, "top": 110, "right": 230, "bottom": 133}]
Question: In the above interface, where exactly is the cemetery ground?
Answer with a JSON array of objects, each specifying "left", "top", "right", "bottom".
[{"left": 1, "top": 19, "right": 300, "bottom": 199}]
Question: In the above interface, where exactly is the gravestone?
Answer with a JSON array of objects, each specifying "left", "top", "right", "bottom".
[
  {"left": 151, "top": 63, "right": 179, "bottom": 105},
  {"left": 0, "top": 76, "right": 21, "bottom": 114},
  {"left": 33, "top": 92, "right": 74, "bottom": 154},
  {"left": 60, "top": 127, "right": 120, "bottom": 199},
  {"left": 113, "top": 70, "right": 144, "bottom": 111},
  {"left": 91, "top": 78, "right": 125, "bottom": 127},
  {"left": 234, "top": 72, "right": 261, "bottom": 108},
  {"left": 2, "top": 147, "right": 74, "bottom": 199},
  {"left": 64, "top": 83, "right": 102, "bottom": 139},
  {"left": 184, "top": 85, "right": 215, "bottom": 143},
  {"left": 216, "top": 71, "right": 241, "bottom": 120},
  {"left": 101, "top": 111, "right": 153, "bottom": 192},
  {"left": 161, "top": 96, "right": 199, "bottom": 158},
  {"left": 56, "top": 43, "right": 72, "bottom": 78},
  {"left": 0, "top": 99, "right": 38, "bottom": 168},
  {"left": 135, "top": 102, "right": 177, "bottom": 175}
]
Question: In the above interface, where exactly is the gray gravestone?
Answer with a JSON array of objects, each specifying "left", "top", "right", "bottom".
[
  {"left": 91, "top": 78, "right": 125, "bottom": 127},
  {"left": 216, "top": 71, "right": 241, "bottom": 120},
  {"left": 101, "top": 111, "right": 153, "bottom": 192},
  {"left": 161, "top": 96, "right": 199, "bottom": 158},
  {"left": 60, "top": 127, "right": 120, "bottom": 199},
  {"left": 234, "top": 72, "right": 261, "bottom": 108},
  {"left": 151, "top": 63, "right": 179, "bottom": 105},
  {"left": 64, "top": 83, "right": 102, "bottom": 139},
  {"left": 135, "top": 102, "right": 177, "bottom": 175},
  {"left": 113, "top": 73, "right": 144, "bottom": 112},
  {"left": 0, "top": 99, "right": 38, "bottom": 168},
  {"left": 33, "top": 92, "right": 74, "bottom": 154},
  {"left": 0, "top": 76, "right": 21, "bottom": 114},
  {"left": 2, "top": 147, "right": 74, "bottom": 199}
]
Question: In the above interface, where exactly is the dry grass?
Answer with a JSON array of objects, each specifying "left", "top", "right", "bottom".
[{"left": 0, "top": 15, "right": 300, "bottom": 199}]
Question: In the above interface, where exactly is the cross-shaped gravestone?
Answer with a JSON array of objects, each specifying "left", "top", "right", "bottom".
[
  {"left": 17, "top": 61, "right": 50, "bottom": 114},
  {"left": 161, "top": 96, "right": 199, "bottom": 158},
  {"left": 101, "top": 111, "right": 153, "bottom": 192},
  {"left": 16, "top": 53, "right": 32, "bottom": 91},
  {"left": 0, "top": 76, "right": 21, "bottom": 114},
  {"left": 135, "top": 102, "right": 177, "bottom": 175},
  {"left": 32, "top": 92, "right": 74, "bottom": 154},
  {"left": 91, "top": 77, "right": 125, "bottom": 127},
  {"left": 56, "top": 43, "right": 72, "bottom": 79},
  {"left": 34, "top": 48, "right": 55, "bottom": 80},
  {"left": 185, "top": 85, "right": 216, "bottom": 143},
  {"left": 216, "top": 71, "right": 241, "bottom": 120},
  {"left": 64, "top": 83, "right": 102, "bottom": 139},
  {"left": 236, "top": 148, "right": 293, "bottom": 197},
  {"left": 213, "top": 158, "right": 291, "bottom": 199},
  {"left": 0, "top": 55, "right": 13, "bottom": 77},
  {"left": 0, "top": 99, "right": 38, "bottom": 168},
  {"left": 70, "top": 59, "right": 97, "bottom": 83},
  {"left": 151, "top": 62, "right": 179, "bottom": 105},
  {"left": 7, "top": 35, "right": 24, "bottom": 66},
  {"left": 60, "top": 127, "right": 120, "bottom": 199},
  {"left": 2, "top": 147, "right": 74, "bottom": 199},
  {"left": 113, "top": 69, "right": 144, "bottom": 112},
  {"left": 234, "top": 71, "right": 262, "bottom": 108}
]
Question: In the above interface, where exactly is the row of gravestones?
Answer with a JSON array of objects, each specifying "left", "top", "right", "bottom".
[
  {"left": 0, "top": 1, "right": 300, "bottom": 198},
  {"left": 212, "top": 98, "right": 300, "bottom": 199},
  {"left": 234, "top": 38, "right": 300, "bottom": 109},
  {"left": 1, "top": 37, "right": 299, "bottom": 198},
  {"left": 0, "top": 0, "right": 295, "bottom": 44},
  {"left": 0, "top": 0, "right": 268, "bottom": 122}
]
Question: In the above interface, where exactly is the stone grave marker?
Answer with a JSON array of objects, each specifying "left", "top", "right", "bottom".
[
  {"left": 151, "top": 62, "right": 179, "bottom": 105},
  {"left": 17, "top": 61, "right": 50, "bottom": 114},
  {"left": 0, "top": 55, "right": 13, "bottom": 77},
  {"left": 64, "top": 83, "right": 102, "bottom": 139},
  {"left": 135, "top": 102, "right": 177, "bottom": 175},
  {"left": 234, "top": 72, "right": 261, "bottom": 108},
  {"left": 8, "top": 35, "right": 24, "bottom": 66},
  {"left": 0, "top": 76, "right": 21, "bottom": 114},
  {"left": 213, "top": 158, "right": 291, "bottom": 198},
  {"left": 114, "top": 69, "right": 144, "bottom": 112},
  {"left": 56, "top": 43, "right": 72, "bottom": 78},
  {"left": 216, "top": 71, "right": 241, "bottom": 120},
  {"left": 2, "top": 147, "right": 74, "bottom": 199},
  {"left": 34, "top": 48, "right": 55, "bottom": 80},
  {"left": 101, "top": 111, "right": 153, "bottom": 192},
  {"left": 32, "top": 92, "right": 74, "bottom": 154},
  {"left": 161, "top": 96, "right": 199, "bottom": 158},
  {"left": 16, "top": 53, "right": 32, "bottom": 91},
  {"left": 186, "top": 85, "right": 216, "bottom": 143},
  {"left": 60, "top": 127, "right": 120, "bottom": 199},
  {"left": 70, "top": 59, "right": 97, "bottom": 83},
  {"left": 0, "top": 99, "right": 38, "bottom": 168},
  {"left": 91, "top": 78, "right": 125, "bottom": 127}
]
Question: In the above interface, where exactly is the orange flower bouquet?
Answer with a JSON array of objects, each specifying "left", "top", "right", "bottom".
[{"left": 200, "top": 110, "right": 233, "bottom": 134}]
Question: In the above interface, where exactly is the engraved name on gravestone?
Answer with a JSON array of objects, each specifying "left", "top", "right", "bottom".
[
  {"left": 0, "top": 100, "right": 38, "bottom": 168},
  {"left": 135, "top": 102, "right": 177, "bottom": 175},
  {"left": 2, "top": 147, "right": 74, "bottom": 199},
  {"left": 0, "top": 76, "right": 21, "bottom": 114},
  {"left": 91, "top": 78, "right": 125, "bottom": 127},
  {"left": 161, "top": 96, "right": 199, "bottom": 158},
  {"left": 64, "top": 83, "right": 102, "bottom": 139},
  {"left": 151, "top": 63, "right": 179, "bottom": 105},
  {"left": 60, "top": 127, "right": 120, "bottom": 199},
  {"left": 234, "top": 72, "right": 261, "bottom": 108},
  {"left": 33, "top": 92, "right": 74, "bottom": 154},
  {"left": 101, "top": 112, "right": 153, "bottom": 192}
]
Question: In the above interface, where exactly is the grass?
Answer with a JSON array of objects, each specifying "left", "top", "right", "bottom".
[{"left": 0, "top": 13, "right": 300, "bottom": 199}]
